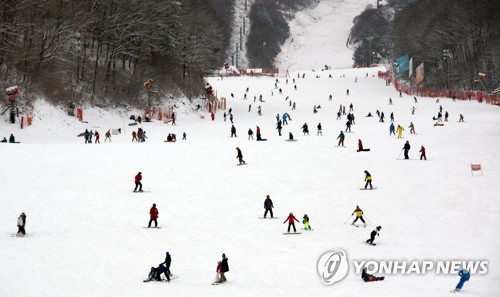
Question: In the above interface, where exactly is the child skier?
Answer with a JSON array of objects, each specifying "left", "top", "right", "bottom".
[
  {"left": 302, "top": 214, "right": 312, "bottom": 230},
  {"left": 283, "top": 212, "right": 299, "bottom": 233},
  {"left": 134, "top": 172, "right": 143, "bottom": 192},
  {"left": 351, "top": 206, "right": 366, "bottom": 226},
  {"left": 366, "top": 226, "right": 381, "bottom": 245}
]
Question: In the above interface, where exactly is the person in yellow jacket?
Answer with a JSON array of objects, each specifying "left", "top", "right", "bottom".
[
  {"left": 396, "top": 125, "right": 404, "bottom": 139},
  {"left": 364, "top": 170, "right": 373, "bottom": 189},
  {"left": 351, "top": 206, "right": 367, "bottom": 226},
  {"left": 302, "top": 214, "right": 312, "bottom": 231}
]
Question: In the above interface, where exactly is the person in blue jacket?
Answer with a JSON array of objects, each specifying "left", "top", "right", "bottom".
[
  {"left": 453, "top": 269, "right": 470, "bottom": 292},
  {"left": 389, "top": 123, "right": 396, "bottom": 136}
]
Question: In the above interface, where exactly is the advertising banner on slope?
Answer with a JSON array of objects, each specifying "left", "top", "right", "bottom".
[
  {"left": 396, "top": 54, "right": 409, "bottom": 74},
  {"left": 416, "top": 63, "right": 424, "bottom": 85}
]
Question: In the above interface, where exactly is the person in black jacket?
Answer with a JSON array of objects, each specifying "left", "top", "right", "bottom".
[
  {"left": 156, "top": 263, "right": 170, "bottom": 282},
  {"left": 403, "top": 141, "right": 411, "bottom": 159},
  {"left": 162, "top": 252, "right": 172, "bottom": 277},
  {"left": 366, "top": 226, "right": 381, "bottom": 245},
  {"left": 264, "top": 195, "right": 274, "bottom": 218},
  {"left": 236, "top": 147, "right": 245, "bottom": 165},
  {"left": 9, "top": 134, "right": 16, "bottom": 143},
  {"left": 220, "top": 253, "right": 229, "bottom": 282}
]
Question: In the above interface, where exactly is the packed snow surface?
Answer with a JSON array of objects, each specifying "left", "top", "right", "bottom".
[{"left": 1, "top": 67, "right": 499, "bottom": 296}]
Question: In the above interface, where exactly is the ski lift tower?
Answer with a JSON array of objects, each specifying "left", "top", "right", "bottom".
[{"left": 1, "top": 86, "right": 20, "bottom": 123}]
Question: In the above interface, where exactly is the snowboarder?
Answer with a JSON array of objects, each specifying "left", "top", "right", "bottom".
[
  {"left": 379, "top": 112, "right": 385, "bottom": 122},
  {"left": 288, "top": 132, "right": 294, "bottom": 141},
  {"left": 419, "top": 145, "right": 426, "bottom": 160},
  {"left": 214, "top": 261, "right": 223, "bottom": 283},
  {"left": 230, "top": 125, "right": 237, "bottom": 137},
  {"left": 148, "top": 203, "right": 159, "bottom": 228},
  {"left": 182, "top": 132, "right": 186, "bottom": 140},
  {"left": 236, "top": 147, "right": 245, "bottom": 165},
  {"left": 317, "top": 123, "right": 322, "bottom": 135},
  {"left": 105, "top": 130, "right": 112, "bottom": 142},
  {"left": 144, "top": 267, "right": 159, "bottom": 282},
  {"left": 357, "top": 139, "right": 369, "bottom": 152},
  {"left": 132, "top": 131, "right": 138, "bottom": 142},
  {"left": 84, "top": 129, "right": 90, "bottom": 143},
  {"left": 351, "top": 206, "right": 366, "bottom": 226},
  {"left": 171, "top": 113, "right": 176, "bottom": 125},
  {"left": 302, "top": 214, "right": 312, "bottom": 230},
  {"left": 223, "top": 112, "right": 227, "bottom": 122},
  {"left": 9, "top": 134, "right": 16, "bottom": 143},
  {"left": 156, "top": 263, "right": 170, "bottom": 281},
  {"left": 403, "top": 141, "right": 411, "bottom": 159},
  {"left": 256, "top": 126, "right": 266, "bottom": 141},
  {"left": 264, "top": 195, "right": 274, "bottom": 218},
  {"left": 364, "top": 170, "right": 373, "bottom": 189},
  {"left": 362, "top": 268, "right": 384, "bottom": 282},
  {"left": 337, "top": 131, "right": 345, "bottom": 146},
  {"left": 162, "top": 252, "right": 172, "bottom": 277},
  {"left": 292, "top": 102, "right": 296, "bottom": 110},
  {"left": 390, "top": 112, "right": 394, "bottom": 122},
  {"left": 445, "top": 111, "right": 449, "bottom": 122},
  {"left": 389, "top": 123, "right": 396, "bottom": 136},
  {"left": 397, "top": 125, "right": 404, "bottom": 139},
  {"left": 411, "top": 106, "right": 416, "bottom": 115},
  {"left": 257, "top": 106, "right": 262, "bottom": 116},
  {"left": 283, "top": 212, "right": 299, "bottom": 233},
  {"left": 459, "top": 114, "right": 464, "bottom": 122},
  {"left": 389, "top": 98, "right": 393, "bottom": 105},
  {"left": 452, "top": 269, "right": 470, "bottom": 292},
  {"left": 94, "top": 131, "right": 100, "bottom": 144},
  {"left": 276, "top": 121, "right": 282, "bottom": 136},
  {"left": 366, "top": 226, "right": 381, "bottom": 245},
  {"left": 134, "top": 172, "right": 143, "bottom": 192},
  {"left": 248, "top": 128, "right": 254, "bottom": 140},
  {"left": 329, "top": 94, "right": 332, "bottom": 101},
  {"left": 89, "top": 130, "right": 93, "bottom": 143},
  {"left": 211, "top": 112, "right": 215, "bottom": 121},
  {"left": 282, "top": 113, "right": 288, "bottom": 125},
  {"left": 414, "top": 97, "right": 418, "bottom": 103},
  {"left": 346, "top": 89, "right": 349, "bottom": 96},
  {"left": 409, "top": 122, "right": 416, "bottom": 134},
  {"left": 302, "top": 123, "right": 309, "bottom": 135},
  {"left": 349, "top": 103, "right": 353, "bottom": 112},
  {"left": 313, "top": 105, "right": 318, "bottom": 114},
  {"left": 229, "top": 113, "right": 233, "bottom": 124},
  {"left": 17, "top": 212, "right": 26, "bottom": 236}
]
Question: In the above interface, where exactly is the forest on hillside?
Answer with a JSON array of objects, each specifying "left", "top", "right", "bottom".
[
  {"left": 350, "top": 0, "right": 500, "bottom": 91},
  {"left": 0, "top": 0, "right": 234, "bottom": 106}
]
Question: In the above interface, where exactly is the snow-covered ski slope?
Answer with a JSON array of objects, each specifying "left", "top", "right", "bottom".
[
  {"left": 1, "top": 67, "right": 499, "bottom": 296},
  {"left": 277, "top": 0, "right": 374, "bottom": 70}
]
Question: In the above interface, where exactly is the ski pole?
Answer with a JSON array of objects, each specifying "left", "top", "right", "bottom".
[
  {"left": 397, "top": 148, "right": 403, "bottom": 160},
  {"left": 343, "top": 215, "right": 353, "bottom": 224}
]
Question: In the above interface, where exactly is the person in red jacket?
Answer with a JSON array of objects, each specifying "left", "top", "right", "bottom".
[
  {"left": 94, "top": 131, "right": 100, "bottom": 144},
  {"left": 134, "top": 172, "right": 143, "bottom": 192},
  {"left": 358, "top": 139, "right": 363, "bottom": 151},
  {"left": 211, "top": 112, "right": 215, "bottom": 121},
  {"left": 283, "top": 212, "right": 299, "bottom": 233},
  {"left": 148, "top": 203, "right": 159, "bottom": 228},
  {"left": 419, "top": 145, "right": 427, "bottom": 160},
  {"left": 132, "top": 131, "right": 138, "bottom": 142}
]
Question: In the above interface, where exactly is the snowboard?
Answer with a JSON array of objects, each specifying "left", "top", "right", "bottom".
[
  {"left": 357, "top": 149, "right": 371, "bottom": 152},
  {"left": 143, "top": 226, "right": 162, "bottom": 229},
  {"left": 360, "top": 188, "right": 377, "bottom": 190},
  {"left": 133, "top": 190, "right": 150, "bottom": 193},
  {"left": 258, "top": 217, "right": 279, "bottom": 219},
  {"left": 301, "top": 228, "right": 314, "bottom": 231},
  {"left": 212, "top": 282, "right": 222, "bottom": 285},
  {"left": 164, "top": 140, "right": 176, "bottom": 143},
  {"left": 334, "top": 145, "right": 346, "bottom": 148},
  {"left": 285, "top": 139, "right": 298, "bottom": 142},
  {"left": 237, "top": 163, "right": 247, "bottom": 166},
  {"left": 283, "top": 232, "right": 301, "bottom": 235},
  {"left": 365, "top": 242, "right": 377, "bottom": 246},
  {"left": 364, "top": 276, "right": 384, "bottom": 282}
]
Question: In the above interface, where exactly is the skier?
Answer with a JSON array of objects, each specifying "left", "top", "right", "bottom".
[
  {"left": 134, "top": 172, "right": 143, "bottom": 192},
  {"left": 230, "top": 125, "right": 237, "bottom": 137},
  {"left": 414, "top": 97, "right": 418, "bottom": 103},
  {"left": 236, "top": 147, "right": 245, "bottom": 165},
  {"left": 84, "top": 129, "right": 90, "bottom": 143},
  {"left": 292, "top": 102, "right": 296, "bottom": 110},
  {"left": 337, "top": 131, "right": 345, "bottom": 147},
  {"left": 389, "top": 98, "right": 393, "bottom": 105},
  {"left": 329, "top": 94, "right": 332, "bottom": 101},
  {"left": 349, "top": 103, "right": 353, "bottom": 112},
  {"left": 161, "top": 252, "right": 172, "bottom": 277},
  {"left": 390, "top": 112, "right": 394, "bottom": 122},
  {"left": 351, "top": 206, "right": 366, "bottom": 226},
  {"left": 17, "top": 212, "right": 26, "bottom": 236},
  {"left": 257, "top": 106, "right": 262, "bottom": 116},
  {"left": 248, "top": 128, "right": 254, "bottom": 140},
  {"left": 366, "top": 226, "right": 381, "bottom": 245},
  {"left": 409, "top": 122, "right": 416, "bottom": 134},
  {"left": 276, "top": 121, "right": 282, "bottom": 136},
  {"left": 94, "top": 131, "right": 100, "bottom": 144},
  {"left": 137, "top": 128, "right": 144, "bottom": 142},
  {"left": 182, "top": 132, "right": 186, "bottom": 140},
  {"left": 264, "top": 195, "right": 274, "bottom": 218},
  {"left": 452, "top": 269, "right": 470, "bottom": 292},
  {"left": 459, "top": 114, "right": 464, "bottom": 122},
  {"left": 105, "top": 130, "right": 112, "bottom": 142},
  {"left": 397, "top": 125, "right": 404, "bottom": 139},
  {"left": 364, "top": 170, "right": 373, "bottom": 189},
  {"left": 132, "top": 131, "right": 138, "bottom": 142},
  {"left": 419, "top": 145, "right": 427, "bottom": 160},
  {"left": 379, "top": 112, "right": 385, "bottom": 122},
  {"left": 211, "top": 112, "right": 215, "bottom": 121},
  {"left": 248, "top": 104, "right": 251, "bottom": 112},
  {"left": 148, "top": 203, "right": 159, "bottom": 228},
  {"left": 336, "top": 111, "right": 342, "bottom": 120},
  {"left": 317, "top": 123, "right": 322, "bottom": 135},
  {"left": 345, "top": 120, "right": 352, "bottom": 132},
  {"left": 283, "top": 212, "right": 299, "bottom": 233},
  {"left": 220, "top": 253, "right": 229, "bottom": 283},
  {"left": 282, "top": 113, "right": 288, "bottom": 125},
  {"left": 403, "top": 141, "right": 411, "bottom": 159},
  {"left": 346, "top": 89, "right": 349, "bottom": 96},
  {"left": 445, "top": 111, "right": 449, "bottom": 122},
  {"left": 411, "top": 106, "right": 416, "bottom": 115},
  {"left": 302, "top": 123, "right": 309, "bottom": 135},
  {"left": 302, "top": 214, "right": 312, "bottom": 230}
]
